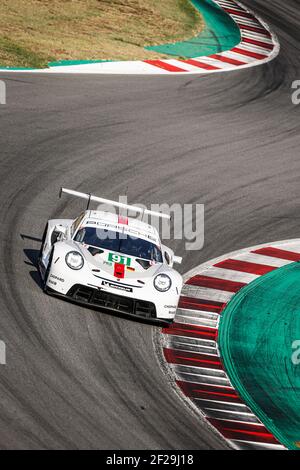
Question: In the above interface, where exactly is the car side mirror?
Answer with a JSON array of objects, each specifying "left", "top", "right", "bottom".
[
  {"left": 164, "top": 251, "right": 171, "bottom": 266},
  {"left": 173, "top": 256, "right": 182, "bottom": 265},
  {"left": 52, "top": 225, "right": 67, "bottom": 244}
]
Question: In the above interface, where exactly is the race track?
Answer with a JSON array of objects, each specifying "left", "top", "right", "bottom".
[{"left": 0, "top": 0, "right": 299, "bottom": 449}]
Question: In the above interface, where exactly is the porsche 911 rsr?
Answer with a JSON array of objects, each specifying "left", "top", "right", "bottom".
[{"left": 38, "top": 188, "right": 183, "bottom": 323}]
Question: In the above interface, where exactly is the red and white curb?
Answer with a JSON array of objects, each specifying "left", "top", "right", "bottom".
[
  {"left": 141, "top": 0, "right": 279, "bottom": 75},
  {"left": 0, "top": 0, "right": 279, "bottom": 75},
  {"left": 156, "top": 239, "right": 300, "bottom": 450}
]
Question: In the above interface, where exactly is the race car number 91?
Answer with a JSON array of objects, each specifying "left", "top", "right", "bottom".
[{"left": 108, "top": 253, "right": 131, "bottom": 266}]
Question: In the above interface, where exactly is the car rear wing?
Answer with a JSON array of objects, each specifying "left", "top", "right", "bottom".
[{"left": 59, "top": 187, "right": 171, "bottom": 220}]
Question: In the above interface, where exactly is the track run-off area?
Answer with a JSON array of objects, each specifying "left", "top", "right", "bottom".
[
  {"left": 0, "top": 0, "right": 299, "bottom": 449},
  {"left": 219, "top": 253, "right": 300, "bottom": 450},
  {"left": 159, "top": 240, "right": 300, "bottom": 450},
  {"left": 0, "top": 0, "right": 279, "bottom": 75}
]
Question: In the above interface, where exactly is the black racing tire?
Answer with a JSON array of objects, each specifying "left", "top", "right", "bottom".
[
  {"left": 43, "top": 248, "right": 53, "bottom": 293},
  {"left": 37, "top": 223, "right": 48, "bottom": 276},
  {"left": 159, "top": 319, "right": 174, "bottom": 327}
]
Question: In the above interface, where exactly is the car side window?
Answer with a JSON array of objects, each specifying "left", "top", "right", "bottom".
[{"left": 70, "top": 212, "right": 85, "bottom": 238}]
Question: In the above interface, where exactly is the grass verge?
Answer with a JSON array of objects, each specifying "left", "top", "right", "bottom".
[{"left": 0, "top": 0, "right": 204, "bottom": 68}]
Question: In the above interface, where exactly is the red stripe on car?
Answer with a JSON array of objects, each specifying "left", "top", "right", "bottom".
[{"left": 118, "top": 215, "right": 128, "bottom": 225}]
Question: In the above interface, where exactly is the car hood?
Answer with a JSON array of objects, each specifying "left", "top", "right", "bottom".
[{"left": 72, "top": 241, "right": 164, "bottom": 282}]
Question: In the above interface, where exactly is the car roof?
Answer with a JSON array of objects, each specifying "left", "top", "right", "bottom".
[{"left": 81, "top": 210, "right": 161, "bottom": 245}]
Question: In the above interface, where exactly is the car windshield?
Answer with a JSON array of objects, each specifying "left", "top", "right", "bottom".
[{"left": 74, "top": 227, "right": 163, "bottom": 262}]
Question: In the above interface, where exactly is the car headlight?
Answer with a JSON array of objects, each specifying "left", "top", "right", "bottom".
[
  {"left": 154, "top": 274, "right": 172, "bottom": 292},
  {"left": 65, "top": 251, "right": 84, "bottom": 270}
]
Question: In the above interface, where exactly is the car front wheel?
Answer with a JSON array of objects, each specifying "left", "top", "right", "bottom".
[{"left": 43, "top": 248, "right": 53, "bottom": 293}]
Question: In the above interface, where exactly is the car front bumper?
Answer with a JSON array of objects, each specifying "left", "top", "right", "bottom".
[
  {"left": 45, "top": 260, "right": 178, "bottom": 320},
  {"left": 69, "top": 283, "right": 157, "bottom": 317},
  {"left": 45, "top": 283, "right": 174, "bottom": 324}
]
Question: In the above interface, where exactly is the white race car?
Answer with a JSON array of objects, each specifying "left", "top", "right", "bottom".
[{"left": 38, "top": 188, "right": 183, "bottom": 323}]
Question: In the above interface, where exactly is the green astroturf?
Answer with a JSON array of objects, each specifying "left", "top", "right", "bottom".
[
  {"left": 145, "top": 0, "right": 241, "bottom": 58},
  {"left": 219, "top": 262, "right": 300, "bottom": 450}
]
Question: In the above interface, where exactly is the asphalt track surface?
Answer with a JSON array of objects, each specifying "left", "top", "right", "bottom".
[{"left": 0, "top": 0, "right": 299, "bottom": 449}]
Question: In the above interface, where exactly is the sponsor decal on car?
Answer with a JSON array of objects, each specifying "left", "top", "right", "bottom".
[
  {"left": 101, "top": 281, "right": 133, "bottom": 293},
  {"left": 103, "top": 261, "right": 113, "bottom": 267},
  {"left": 50, "top": 274, "right": 65, "bottom": 283}
]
